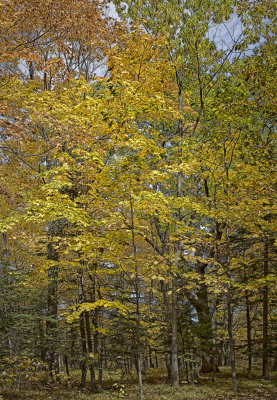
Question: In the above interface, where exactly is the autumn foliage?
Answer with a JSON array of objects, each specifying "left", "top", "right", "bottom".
[{"left": 0, "top": 1, "right": 276, "bottom": 399}]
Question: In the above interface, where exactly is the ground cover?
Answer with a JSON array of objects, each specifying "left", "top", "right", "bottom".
[{"left": 1, "top": 367, "right": 276, "bottom": 400}]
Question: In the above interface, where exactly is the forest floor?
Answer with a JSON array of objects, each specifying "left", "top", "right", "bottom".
[{"left": 1, "top": 367, "right": 276, "bottom": 400}]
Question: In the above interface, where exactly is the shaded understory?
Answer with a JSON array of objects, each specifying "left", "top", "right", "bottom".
[{"left": 1, "top": 367, "right": 276, "bottom": 400}]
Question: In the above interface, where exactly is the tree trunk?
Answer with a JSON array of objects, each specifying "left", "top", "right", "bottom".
[
  {"left": 171, "top": 274, "right": 179, "bottom": 386},
  {"left": 130, "top": 191, "right": 144, "bottom": 400},
  {"left": 272, "top": 356, "right": 277, "bottom": 371},
  {"left": 192, "top": 273, "right": 218, "bottom": 374},
  {"left": 155, "top": 350, "right": 158, "bottom": 368},
  {"left": 149, "top": 346, "right": 154, "bottom": 368},
  {"left": 85, "top": 311, "right": 97, "bottom": 392},
  {"left": 78, "top": 273, "right": 87, "bottom": 388},
  {"left": 243, "top": 259, "right": 253, "bottom": 376},
  {"left": 64, "top": 354, "right": 70, "bottom": 377},
  {"left": 161, "top": 280, "right": 171, "bottom": 379},
  {"left": 39, "top": 319, "right": 46, "bottom": 362},
  {"left": 98, "top": 335, "right": 104, "bottom": 391},
  {"left": 224, "top": 143, "right": 238, "bottom": 392},
  {"left": 246, "top": 290, "right": 253, "bottom": 375},
  {"left": 226, "top": 222, "right": 238, "bottom": 392},
  {"left": 79, "top": 313, "right": 87, "bottom": 388},
  {"left": 262, "top": 238, "right": 269, "bottom": 379},
  {"left": 46, "top": 242, "right": 59, "bottom": 383},
  {"left": 170, "top": 74, "right": 183, "bottom": 386}
]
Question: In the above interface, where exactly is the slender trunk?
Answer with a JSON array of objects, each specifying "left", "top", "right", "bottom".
[
  {"left": 171, "top": 274, "right": 179, "bottom": 386},
  {"left": 226, "top": 217, "right": 238, "bottom": 392},
  {"left": 135, "top": 277, "right": 143, "bottom": 400},
  {"left": 79, "top": 313, "right": 87, "bottom": 387},
  {"left": 273, "top": 356, "right": 277, "bottom": 371},
  {"left": 262, "top": 238, "right": 269, "bottom": 379},
  {"left": 161, "top": 280, "right": 171, "bottom": 379},
  {"left": 185, "top": 361, "right": 189, "bottom": 382},
  {"left": 190, "top": 359, "right": 194, "bottom": 384},
  {"left": 149, "top": 346, "right": 154, "bottom": 368},
  {"left": 85, "top": 311, "right": 97, "bottom": 392},
  {"left": 212, "top": 322, "right": 217, "bottom": 382},
  {"left": 130, "top": 191, "right": 143, "bottom": 400},
  {"left": 245, "top": 286, "right": 253, "bottom": 375},
  {"left": 78, "top": 273, "right": 87, "bottom": 388},
  {"left": 226, "top": 221, "right": 237, "bottom": 392},
  {"left": 46, "top": 242, "right": 59, "bottom": 383},
  {"left": 39, "top": 319, "right": 46, "bottom": 362},
  {"left": 142, "top": 337, "right": 147, "bottom": 375},
  {"left": 70, "top": 325, "right": 77, "bottom": 369},
  {"left": 224, "top": 142, "right": 238, "bottom": 392},
  {"left": 64, "top": 354, "right": 70, "bottom": 377},
  {"left": 165, "top": 353, "right": 171, "bottom": 379},
  {"left": 170, "top": 73, "right": 182, "bottom": 386},
  {"left": 194, "top": 352, "right": 200, "bottom": 379},
  {"left": 98, "top": 335, "right": 104, "bottom": 391},
  {"left": 227, "top": 288, "right": 237, "bottom": 392},
  {"left": 88, "top": 271, "right": 98, "bottom": 392},
  {"left": 223, "top": 230, "right": 234, "bottom": 386}
]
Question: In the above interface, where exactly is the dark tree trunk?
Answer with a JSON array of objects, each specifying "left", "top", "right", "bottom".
[
  {"left": 155, "top": 350, "right": 158, "bottom": 368},
  {"left": 98, "top": 335, "right": 104, "bottom": 391},
  {"left": 161, "top": 280, "right": 171, "bottom": 379},
  {"left": 262, "top": 238, "right": 269, "bottom": 379},
  {"left": 171, "top": 274, "right": 179, "bottom": 386},
  {"left": 225, "top": 222, "right": 238, "bottom": 392},
  {"left": 193, "top": 270, "right": 218, "bottom": 374},
  {"left": 273, "top": 356, "right": 277, "bottom": 371},
  {"left": 46, "top": 242, "right": 59, "bottom": 383},
  {"left": 79, "top": 313, "right": 87, "bottom": 388},
  {"left": 149, "top": 346, "right": 154, "bottom": 368},
  {"left": 165, "top": 353, "right": 171, "bottom": 379},
  {"left": 84, "top": 311, "right": 97, "bottom": 393},
  {"left": 130, "top": 193, "right": 143, "bottom": 400},
  {"left": 39, "top": 319, "right": 46, "bottom": 362},
  {"left": 78, "top": 272, "right": 87, "bottom": 388},
  {"left": 64, "top": 354, "right": 70, "bottom": 377},
  {"left": 246, "top": 290, "right": 253, "bottom": 375}
]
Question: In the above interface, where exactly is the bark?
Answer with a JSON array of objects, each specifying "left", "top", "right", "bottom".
[
  {"left": 46, "top": 242, "right": 59, "bottom": 383},
  {"left": 187, "top": 267, "right": 218, "bottom": 374},
  {"left": 227, "top": 291, "right": 237, "bottom": 391},
  {"left": 78, "top": 273, "right": 87, "bottom": 388},
  {"left": 273, "top": 356, "right": 277, "bottom": 371},
  {"left": 171, "top": 274, "right": 179, "bottom": 386},
  {"left": 170, "top": 72, "right": 183, "bottom": 386},
  {"left": 161, "top": 279, "right": 171, "bottom": 379},
  {"left": 226, "top": 223, "right": 238, "bottom": 392},
  {"left": 262, "top": 238, "right": 269, "bottom": 379},
  {"left": 165, "top": 353, "right": 171, "bottom": 379},
  {"left": 130, "top": 192, "right": 144, "bottom": 400},
  {"left": 135, "top": 278, "right": 143, "bottom": 400},
  {"left": 39, "top": 319, "right": 46, "bottom": 362},
  {"left": 194, "top": 352, "right": 200, "bottom": 379},
  {"left": 244, "top": 259, "right": 253, "bottom": 375},
  {"left": 84, "top": 311, "right": 97, "bottom": 392},
  {"left": 79, "top": 313, "right": 87, "bottom": 388},
  {"left": 91, "top": 271, "right": 103, "bottom": 392},
  {"left": 64, "top": 354, "right": 70, "bottom": 377},
  {"left": 224, "top": 142, "right": 238, "bottom": 392},
  {"left": 149, "top": 346, "right": 154, "bottom": 368},
  {"left": 155, "top": 350, "right": 158, "bottom": 368},
  {"left": 98, "top": 335, "right": 104, "bottom": 391},
  {"left": 245, "top": 289, "right": 253, "bottom": 375}
]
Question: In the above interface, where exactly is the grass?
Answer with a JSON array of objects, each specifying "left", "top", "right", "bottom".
[{"left": 1, "top": 367, "right": 276, "bottom": 400}]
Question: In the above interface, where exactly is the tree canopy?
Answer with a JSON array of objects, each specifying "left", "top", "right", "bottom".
[{"left": 0, "top": 1, "right": 276, "bottom": 399}]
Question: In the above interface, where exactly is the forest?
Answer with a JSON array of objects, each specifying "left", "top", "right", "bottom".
[{"left": 0, "top": 1, "right": 276, "bottom": 399}]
